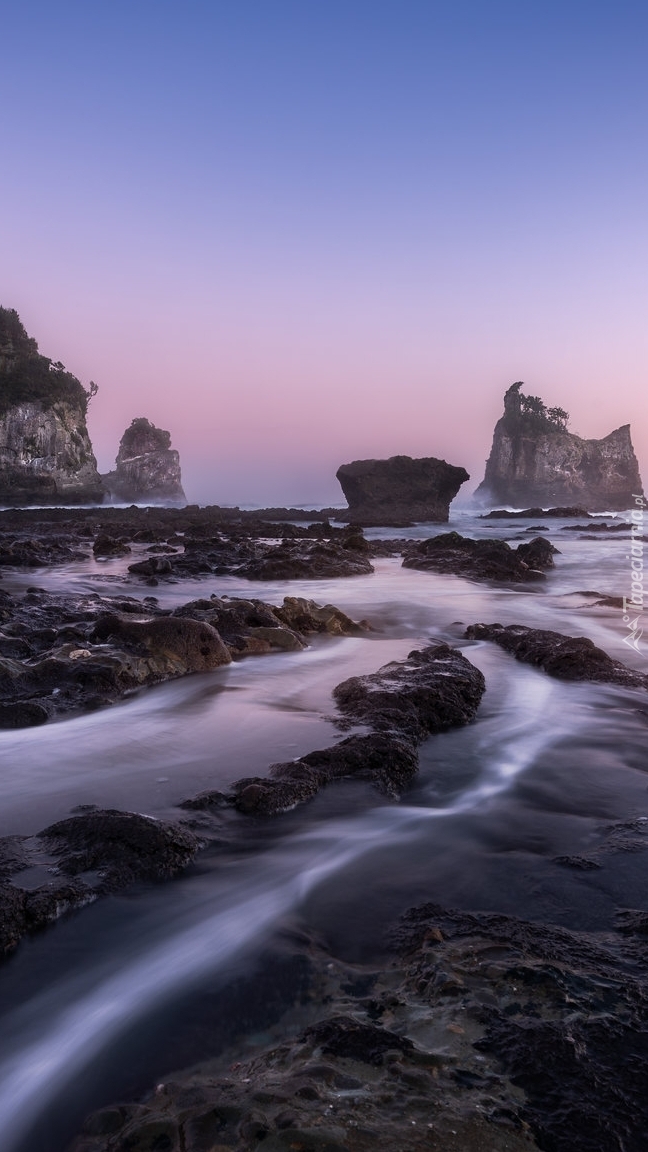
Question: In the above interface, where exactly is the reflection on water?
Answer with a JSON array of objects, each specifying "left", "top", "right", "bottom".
[{"left": 0, "top": 510, "right": 645, "bottom": 1150}]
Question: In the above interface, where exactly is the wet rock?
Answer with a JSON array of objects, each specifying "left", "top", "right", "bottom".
[
  {"left": 403, "top": 532, "right": 557, "bottom": 583},
  {"left": 481, "top": 506, "right": 592, "bottom": 519},
  {"left": 0, "top": 701, "right": 48, "bottom": 728},
  {"left": 240, "top": 541, "right": 374, "bottom": 580},
  {"left": 41, "top": 809, "right": 201, "bottom": 891},
  {"left": 127, "top": 556, "right": 173, "bottom": 576},
  {"left": 92, "top": 533, "right": 131, "bottom": 557},
  {"left": 303, "top": 1015, "right": 414, "bottom": 1065},
  {"left": 91, "top": 613, "right": 232, "bottom": 674},
  {"left": 333, "top": 644, "right": 486, "bottom": 742},
  {"left": 465, "top": 622, "right": 648, "bottom": 689},
  {"left": 232, "top": 734, "right": 419, "bottom": 814},
  {"left": 71, "top": 908, "right": 548, "bottom": 1152},
  {"left": 0, "top": 809, "right": 203, "bottom": 957},
  {"left": 0, "top": 536, "right": 88, "bottom": 567}
]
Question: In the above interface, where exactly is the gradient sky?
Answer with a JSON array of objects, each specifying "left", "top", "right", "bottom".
[{"left": 2, "top": 1, "right": 647, "bottom": 505}]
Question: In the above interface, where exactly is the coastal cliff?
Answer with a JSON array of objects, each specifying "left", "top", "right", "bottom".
[
  {"left": 336, "top": 455, "right": 469, "bottom": 525},
  {"left": 102, "top": 417, "right": 186, "bottom": 504},
  {"left": 0, "top": 308, "right": 103, "bottom": 504},
  {"left": 477, "top": 382, "right": 644, "bottom": 511}
]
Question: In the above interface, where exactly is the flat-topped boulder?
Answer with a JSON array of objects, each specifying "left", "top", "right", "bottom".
[{"left": 336, "top": 454, "right": 469, "bottom": 526}]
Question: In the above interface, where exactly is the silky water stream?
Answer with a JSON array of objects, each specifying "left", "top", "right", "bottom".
[{"left": 0, "top": 513, "right": 646, "bottom": 1149}]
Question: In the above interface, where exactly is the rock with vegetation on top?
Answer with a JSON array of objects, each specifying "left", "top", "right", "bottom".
[
  {"left": 0, "top": 307, "right": 103, "bottom": 504},
  {"left": 476, "top": 381, "right": 644, "bottom": 511}
]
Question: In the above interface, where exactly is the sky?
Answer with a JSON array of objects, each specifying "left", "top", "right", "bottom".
[{"left": 1, "top": 0, "right": 647, "bottom": 505}]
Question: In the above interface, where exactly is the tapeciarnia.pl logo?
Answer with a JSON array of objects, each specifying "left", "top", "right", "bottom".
[{"left": 622, "top": 493, "right": 645, "bottom": 652}]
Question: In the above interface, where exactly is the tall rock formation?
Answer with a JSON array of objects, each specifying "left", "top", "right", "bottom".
[
  {"left": 477, "top": 383, "right": 644, "bottom": 511},
  {"left": 336, "top": 455, "right": 469, "bottom": 526},
  {"left": 0, "top": 307, "right": 103, "bottom": 504},
  {"left": 102, "top": 417, "right": 186, "bottom": 505}
]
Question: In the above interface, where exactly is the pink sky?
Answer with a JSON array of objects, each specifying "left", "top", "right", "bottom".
[{"left": 2, "top": 3, "right": 646, "bottom": 505}]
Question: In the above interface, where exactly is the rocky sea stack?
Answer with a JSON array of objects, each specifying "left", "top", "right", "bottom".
[
  {"left": 336, "top": 455, "right": 469, "bottom": 526},
  {"left": 102, "top": 417, "right": 186, "bottom": 505},
  {"left": 0, "top": 307, "right": 103, "bottom": 504},
  {"left": 477, "top": 382, "right": 644, "bottom": 511}
]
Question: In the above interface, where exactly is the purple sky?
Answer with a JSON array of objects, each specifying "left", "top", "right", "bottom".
[{"left": 2, "top": 1, "right": 647, "bottom": 505}]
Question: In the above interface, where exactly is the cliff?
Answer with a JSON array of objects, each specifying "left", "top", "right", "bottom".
[
  {"left": 476, "top": 383, "right": 644, "bottom": 511},
  {"left": 336, "top": 455, "right": 469, "bottom": 526},
  {"left": 0, "top": 308, "right": 103, "bottom": 504},
  {"left": 102, "top": 417, "right": 186, "bottom": 504}
]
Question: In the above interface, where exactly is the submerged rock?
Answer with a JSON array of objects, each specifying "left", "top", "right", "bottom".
[
  {"left": 221, "top": 644, "right": 485, "bottom": 815},
  {"left": 102, "top": 417, "right": 186, "bottom": 505},
  {"left": 0, "top": 810, "right": 202, "bottom": 958},
  {"left": 336, "top": 454, "right": 469, "bottom": 526},
  {"left": 402, "top": 532, "right": 557, "bottom": 582},
  {"left": 465, "top": 622, "right": 648, "bottom": 688},
  {"left": 476, "top": 381, "right": 644, "bottom": 511}
]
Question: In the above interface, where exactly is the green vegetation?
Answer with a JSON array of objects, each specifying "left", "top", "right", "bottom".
[
  {"left": 0, "top": 307, "right": 97, "bottom": 417},
  {"left": 505, "top": 381, "right": 569, "bottom": 433}
]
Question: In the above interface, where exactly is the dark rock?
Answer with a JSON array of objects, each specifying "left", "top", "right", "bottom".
[
  {"left": 128, "top": 556, "right": 173, "bottom": 576},
  {"left": 302, "top": 1015, "right": 414, "bottom": 1065},
  {"left": 476, "top": 381, "right": 644, "bottom": 511},
  {"left": 187, "top": 645, "right": 485, "bottom": 818},
  {"left": 41, "top": 809, "right": 201, "bottom": 891},
  {"left": 559, "top": 521, "right": 630, "bottom": 531},
  {"left": 0, "top": 701, "right": 48, "bottom": 728},
  {"left": 92, "top": 533, "right": 131, "bottom": 557},
  {"left": 481, "top": 506, "right": 592, "bottom": 518},
  {"left": 102, "top": 417, "right": 186, "bottom": 505},
  {"left": 402, "top": 531, "right": 557, "bottom": 583},
  {"left": 239, "top": 541, "right": 374, "bottom": 580},
  {"left": 465, "top": 622, "right": 648, "bottom": 688},
  {"left": 232, "top": 733, "right": 419, "bottom": 813},
  {"left": 333, "top": 644, "right": 486, "bottom": 742},
  {"left": 336, "top": 454, "right": 469, "bottom": 525},
  {"left": 90, "top": 614, "right": 232, "bottom": 673}
]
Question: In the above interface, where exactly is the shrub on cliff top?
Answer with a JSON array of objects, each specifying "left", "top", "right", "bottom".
[{"left": 0, "top": 307, "right": 96, "bottom": 417}]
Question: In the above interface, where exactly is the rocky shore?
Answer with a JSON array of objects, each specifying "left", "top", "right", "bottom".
[
  {"left": 2, "top": 500, "right": 646, "bottom": 1152},
  {"left": 70, "top": 896, "right": 648, "bottom": 1152}
]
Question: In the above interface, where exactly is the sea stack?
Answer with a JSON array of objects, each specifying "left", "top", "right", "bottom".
[
  {"left": 476, "top": 382, "right": 644, "bottom": 511},
  {"left": 336, "top": 455, "right": 469, "bottom": 526},
  {"left": 0, "top": 307, "right": 103, "bottom": 504},
  {"left": 102, "top": 417, "right": 186, "bottom": 505}
]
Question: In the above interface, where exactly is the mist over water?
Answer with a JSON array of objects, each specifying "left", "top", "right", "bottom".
[{"left": 0, "top": 510, "right": 646, "bottom": 1150}]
